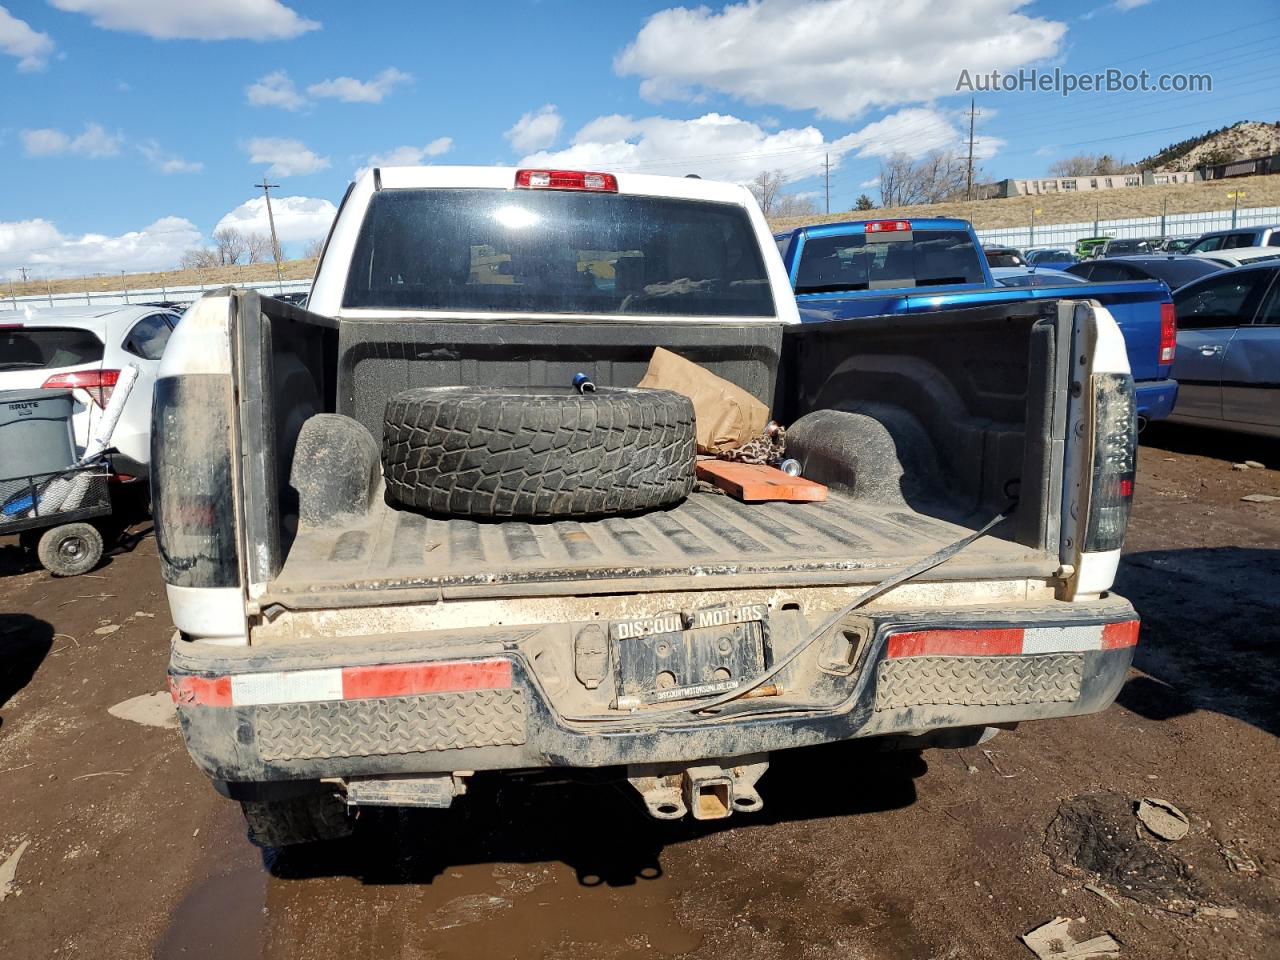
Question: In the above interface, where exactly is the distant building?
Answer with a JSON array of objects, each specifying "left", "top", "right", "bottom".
[
  {"left": 995, "top": 170, "right": 1197, "bottom": 198},
  {"left": 1197, "top": 153, "right": 1280, "bottom": 181}
]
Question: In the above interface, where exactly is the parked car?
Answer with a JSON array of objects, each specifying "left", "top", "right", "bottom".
[
  {"left": 1025, "top": 248, "right": 1078, "bottom": 270},
  {"left": 1185, "top": 225, "right": 1280, "bottom": 254},
  {"left": 990, "top": 267, "right": 1088, "bottom": 287},
  {"left": 1075, "top": 236, "right": 1112, "bottom": 258},
  {"left": 1190, "top": 247, "right": 1280, "bottom": 269},
  {"left": 1066, "top": 255, "right": 1222, "bottom": 291},
  {"left": 776, "top": 218, "right": 1178, "bottom": 423},
  {"left": 983, "top": 245, "right": 1025, "bottom": 267},
  {"left": 1156, "top": 236, "right": 1196, "bottom": 254},
  {"left": 1100, "top": 238, "right": 1156, "bottom": 257},
  {"left": 0, "top": 304, "right": 180, "bottom": 479},
  {"left": 159, "top": 167, "right": 1140, "bottom": 845},
  {"left": 1169, "top": 263, "right": 1280, "bottom": 437}
]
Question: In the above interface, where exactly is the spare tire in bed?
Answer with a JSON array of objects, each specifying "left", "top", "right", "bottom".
[{"left": 382, "top": 386, "right": 696, "bottom": 518}]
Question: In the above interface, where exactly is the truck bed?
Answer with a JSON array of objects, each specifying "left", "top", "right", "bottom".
[{"left": 265, "top": 490, "right": 1056, "bottom": 605}]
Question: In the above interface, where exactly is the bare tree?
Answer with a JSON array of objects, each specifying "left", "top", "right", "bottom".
[
  {"left": 179, "top": 247, "right": 220, "bottom": 270},
  {"left": 245, "top": 232, "right": 274, "bottom": 264},
  {"left": 302, "top": 237, "right": 325, "bottom": 260},
  {"left": 1047, "top": 153, "right": 1133, "bottom": 177},
  {"left": 748, "top": 169, "right": 789, "bottom": 216},
  {"left": 213, "top": 228, "right": 248, "bottom": 266},
  {"left": 772, "top": 193, "right": 817, "bottom": 218},
  {"left": 853, "top": 193, "right": 875, "bottom": 211},
  {"left": 879, "top": 151, "right": 970, "bottom": 207}
]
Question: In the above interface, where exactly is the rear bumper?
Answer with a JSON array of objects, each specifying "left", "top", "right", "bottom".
[
  {"left": 1135, "top": 378, "right": 1177, "bottom": 422},
  {"left": 169, "top": 596, "right": 1139, "bottom": 786},
  {"left": 170, "top": 599, "right": 1141, "bottom": 783}
]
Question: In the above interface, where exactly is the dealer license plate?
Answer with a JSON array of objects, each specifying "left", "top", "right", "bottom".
[{"left": 611, "top": 603, "right": 768, "bottom": 705}]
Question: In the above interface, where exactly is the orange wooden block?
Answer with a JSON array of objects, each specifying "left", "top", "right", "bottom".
[{"left": 695, "top": 460, "right": 828, "bottom": 503}]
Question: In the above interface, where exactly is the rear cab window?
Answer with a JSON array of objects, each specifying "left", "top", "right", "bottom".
[
  {"left": 0, "top": 326, "right": 103, "bottom": 371},
  {"left": 1188, "top": 235, "right": 1224, "bottom": 254},
  {"left": 343, "top": 188, "right": 775, "bottom": 318},
  {"left": 794, "top": 229, "right": 984, "bottom": 293}
]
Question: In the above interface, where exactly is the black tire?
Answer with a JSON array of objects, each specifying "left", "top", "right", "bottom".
[
  {"left": 36, "top": 522, "right": 103, "bottom": 577},
  {"left": 241, "top": 793, "right": 353, "bottom": 848},
  {"left": 382, "top": 386, "right": 696, "bottom": 518}
]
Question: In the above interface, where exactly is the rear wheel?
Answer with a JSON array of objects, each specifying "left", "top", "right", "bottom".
[
  {"left": 36, "top": 522, "right": 103, "bottom": 577},
  {"left": 241, "top": 793, "right": 353, "bottom": 848}
]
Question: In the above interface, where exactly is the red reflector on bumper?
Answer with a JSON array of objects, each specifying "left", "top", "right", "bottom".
[
  {"left": 342, "top": 659, "right": 513, "bottom": 699},
  {"left": 169, "top": 658, "right": 513, "bottom": 707},
  {"left": 887, "top": 628, "right": 1024, "bottom": 658},
  {"left": 1101, "top": 620, "right": 1140, "bottom": 650}
]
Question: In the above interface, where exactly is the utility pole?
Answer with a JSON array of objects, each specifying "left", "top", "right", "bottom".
[
  {"left": 254, "top": 176, "right": 285, "bottom": 287},
  {"left": 965, "top": 97, "right": 979, "bottom": 201},
  {"left": 18, "top": 266, "right": 29, "bottom": 282},
  {"left": 824, "top": 153, "right": 831, "bottom": 214}
]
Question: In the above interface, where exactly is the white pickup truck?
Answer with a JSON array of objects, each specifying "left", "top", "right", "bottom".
[{"left": 157, "top": 166, "right": 1140, "bottom": 846}]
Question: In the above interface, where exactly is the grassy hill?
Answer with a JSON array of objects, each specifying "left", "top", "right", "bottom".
[
  {"left": 6, "top": 258, "right": 318, "bottom": 300},
  {"left": 769, "top": 172, "right": 1280, "bottom": 234}
]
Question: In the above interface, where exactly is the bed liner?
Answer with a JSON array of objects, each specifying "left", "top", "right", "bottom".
[{"left": 265, "top": 490, "right": 1056, "bottom": 606}]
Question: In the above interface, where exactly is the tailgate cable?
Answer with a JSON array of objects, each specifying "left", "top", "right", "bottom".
[{"left": 563, "top": 505, "right": 1014, "bottom": 725}]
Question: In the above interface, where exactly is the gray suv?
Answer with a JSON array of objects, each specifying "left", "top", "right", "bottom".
[{"left": 1186, "top": 225, "right": 1280, "bottom": 254}]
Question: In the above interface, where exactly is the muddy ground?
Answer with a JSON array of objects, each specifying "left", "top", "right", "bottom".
[{"left": 2, "top": 424, "right": 1278, "bottom": 960}]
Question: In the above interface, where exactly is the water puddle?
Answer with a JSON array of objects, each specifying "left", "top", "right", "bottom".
[{"left": 156, "top": 784, "right": 702, "bottom": 960}]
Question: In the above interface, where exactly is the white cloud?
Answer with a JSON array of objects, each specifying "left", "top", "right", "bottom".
[
  {"left": 830, "top": 107, "right": 1002, "bottom": 161},
  {"left": 522, "top": 113, "right": 828, "bottom": 183},
  {"left": 243, "top": 136, "right": 329, "bottom": 176},
  {"left": 246, "top": 70, "right": 306, "bottom": 110},
  {"left": 0, "top": 5, "right": 54, "bottom": 71},
  {"left": 505, "top": 105, "right": 564, "bottom": 153},
  {"left": 616, "top": 0, "right": 1066, "bottom": 119},
  {"left": 138, "top": 139, "right": 202, "bottom": 174},
  {"left": 214, "top": 196, "right": 337, "bottom": 254},
  {"left": 21, "top": 122, "right": 123, "bottom": 157},
  {"left": 355, "top": 137, "right": 453, "bottom": 177},
  {"left": 307, "top": 67, "right": 411, "bottom": 104},
  {"left": 0, "top": 215, "right": 202, "bottom": 277},
  {"left": 47, "top": 0, "right": 319, "bottom": 40},
  {"left": 1115, "top": 0, "right": 1153, "bottom": 9},
  {"left": 21, "top": 128, "right": 70, "bottom": 156},
  {"left": 520, "top": 107, "right": 992, "bottom": 186},
  {"left": 860, "top": 177, "right": 880, "bottom": 188}
]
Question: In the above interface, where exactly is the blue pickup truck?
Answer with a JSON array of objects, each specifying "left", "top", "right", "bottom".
[{"left": 775, "top": 218, "right": 1178, "bottom": 423}]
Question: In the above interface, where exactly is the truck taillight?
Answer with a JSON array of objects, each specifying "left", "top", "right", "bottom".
[
  {"left": 151, "top": 376, "right": 240, "bottom": 589},
  {"left": 515, "top": 169, "right": 618, "bottom": 192},
  {"left": 865, "top": 220, "right": 911, "bottom": 233},
  {"left": 1159, "top": 302, "right": 1176, "bottom": 364},
  {"left": 1083, "top": 373, "right": 1137, "bottom": 553},
  {"left": 43, "top": 369, "right": 120, "bottom": 408}
]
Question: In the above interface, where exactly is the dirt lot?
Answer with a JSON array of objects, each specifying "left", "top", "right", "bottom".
[{"left": 2, "top": 425, "right": 1278, "bottom": 960}]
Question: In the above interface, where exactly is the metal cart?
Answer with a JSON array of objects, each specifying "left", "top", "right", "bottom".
[{"left": 1, "top": 460, "right": 113, "bottom": 576}]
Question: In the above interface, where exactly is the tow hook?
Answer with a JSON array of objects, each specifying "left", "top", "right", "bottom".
[{"left": 626, "top": 755, "right": 768, "bottom": 820}]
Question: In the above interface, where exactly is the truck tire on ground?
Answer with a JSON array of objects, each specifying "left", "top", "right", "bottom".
[
  {"left": 36, "top": 522, "right": 103, "bottom": 577},
  {"left": 382, "top": 386, "right": 696, "bottom": 518},
  {"left": 241, "top": 794, "right": 353, "bottom": 848}
]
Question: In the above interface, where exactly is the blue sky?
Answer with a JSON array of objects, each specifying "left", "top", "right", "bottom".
[{"left": 1, "top": 0, "right": 1276, "bottom": 277}]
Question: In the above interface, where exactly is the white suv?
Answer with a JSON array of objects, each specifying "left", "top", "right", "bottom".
[{"left": 0, "top": 304, "right": 180, "bottom": 479}]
